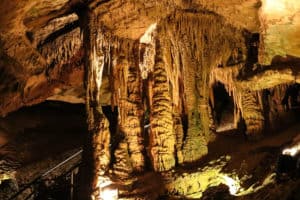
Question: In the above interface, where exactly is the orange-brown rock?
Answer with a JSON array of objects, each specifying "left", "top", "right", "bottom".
[
  {"left": 148, "top": 40, "right": 176, "bottom": 171},
  {"left": 117, "top": 60, "right": 145, "bottom": 172}
]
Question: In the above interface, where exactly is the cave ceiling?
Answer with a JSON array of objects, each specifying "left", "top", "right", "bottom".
[{"left": 0, "top": 0, "right": 300, "bottom": 116}]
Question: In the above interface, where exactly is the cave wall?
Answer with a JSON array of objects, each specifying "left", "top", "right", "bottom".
[{"left": 1, "top": 1, "right": 300, "bottom": 199}]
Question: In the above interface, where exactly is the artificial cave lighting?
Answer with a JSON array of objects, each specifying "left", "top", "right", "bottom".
[
  {"left": 221, "top": 175, "right": 241, "bottom": 195},
  {"left": 263, "top": 0, "right": 286, "bottom": 14},
  {"left": 139, "top": 23, "right": 157, "bottom": 44},
  {"left": 262, "top": 0, "right": 300, "bottom": 20},
  {"left": 99, "top": 187, "right": 118, "bottom": 200},
  {"left": 282, "top": 143, "right": 300, "bottom": 157},
  {"left": 92, "top": 176, "right": 118, "bottom": 200}
]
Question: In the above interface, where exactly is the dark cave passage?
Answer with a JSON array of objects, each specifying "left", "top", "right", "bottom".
[
  {"left": 0, "top": 101, "right": 86, "bottom": 200},
  {"left": 211, "top": 82, "right": 235, "bottom": 133},
  {"left": 102, "top": 105, "right": 121, "bottom": 167},
  {"left": 281, "top": 83, "right": 300, "bottom": 112}
]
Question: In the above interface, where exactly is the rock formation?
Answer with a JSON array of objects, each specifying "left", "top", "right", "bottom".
[{"left": 1, "top": 0, "right": 300, "bottom": 199}]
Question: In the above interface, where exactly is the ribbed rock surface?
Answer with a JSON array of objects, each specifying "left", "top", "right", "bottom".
[
  {"left": 83, "top": 10, "right": 111, "bottom": 199},
  {"left": 1, "top": 1, "right": 300, "bottom": 199},
  {"left": 156, "top": 11, "right": 245, "bottom": 163},
  {"left": 118, "top": 61, "right": 145, "bottom": 172},
  {"left": 239, "top": 90, "right": 264, "bottom": 138},
  {"left": 113, "top": 141, "right": 133, "bottom": 178},
  {"left": 149, "top": 41, "right": 176, "bottom": 171}
]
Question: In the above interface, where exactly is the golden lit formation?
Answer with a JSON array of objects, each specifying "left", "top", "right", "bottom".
[{"left": 0, "top": 0, "right": 300, "bottom": 199}]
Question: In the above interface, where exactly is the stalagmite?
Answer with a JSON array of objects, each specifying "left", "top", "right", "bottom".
[
  {"left": 173, "top": 112, "right": 184, "bottom": 164},
  {"left": 239, "top": 90, "right": 264, "bottom": 138},
  {"left": 113, "top": 141, "right": 133, "bottom": 178},
  {"left": 117, "top": 58, "right": 145, "bottom": 172},
  {"left": 3, "top": 0, "right": 300, "bottom": 199},
  {"left": 148, "top": 39, "right": 176, "bottom": 171}
]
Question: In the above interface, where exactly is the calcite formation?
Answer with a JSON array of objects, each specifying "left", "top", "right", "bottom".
[
  {"left": 149, "top": 41, "right": 176, "bottom": 171},
  {"left": 1, "top": 0, "right": 300, "bottom": 199}
]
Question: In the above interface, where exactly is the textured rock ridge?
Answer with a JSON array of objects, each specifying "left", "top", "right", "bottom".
[
  {"left": 148, "top": 39, "right": 176, "bottom": 171},
  {"left": 2, "top": 1, "right": 300, "bottom": 199},
  {"left": 156, "top": 11, "right": 246, "bottom": 162}
]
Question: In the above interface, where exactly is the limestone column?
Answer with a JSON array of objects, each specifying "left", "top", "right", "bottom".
[
  {"left": 239, "top": 90, "right": 264, "bottom": 139},
  {"left": 119, "top": 61, "right": 145, "bottom": 172},
  {"left": 148, "top": 40, "right": 176, "bottom": 171},
  {"left": 81, "top": 8, "right": 111, "bottom": 199}
]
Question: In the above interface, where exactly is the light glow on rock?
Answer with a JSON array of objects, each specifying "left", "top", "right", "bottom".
[
  {"left": 260, "top": 0, "right": 300, "bottom": 63},
  {"left": 139, "top": 23, "right": 157, "bottom": 44},
  {"left": 221, "top": 175, "right": 241, "bottom": 195},
  {"left": 221, "top": 173, "right": 276, "bottom": 197},
  {"left": 166, "top": 156, "right": 276, "bottom": 199},
  {"left": 100, "top": 187, "right": 118, "bottom": 200},
  {"left": 282, "top": 143, "right": 300, "bottom": 156},
  {"left": 139, "top": 23, "right": 157, "bottom": 79},
  {"left": 92, "top": 176, "right": 118, "bottom": 200},
  {"left": 92, "top": 46, "right": 105, "bottom": 103},
  {"left": 264, "top": 0, "right": 286, "bottom": 13}
]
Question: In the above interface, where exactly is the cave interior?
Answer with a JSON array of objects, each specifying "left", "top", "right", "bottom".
[{"left": 1, "top": 0, "right": 300, "bottom": 199}]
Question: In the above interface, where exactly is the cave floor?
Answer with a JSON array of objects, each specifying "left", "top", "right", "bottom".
[
  {"left": 0, "top": 101, "right": 86, "bottom": 199},
  {"left": 121, "top": 124, "right": 300, "bottom": 200},
  {"left": 115, "top": 123, "right": 300, "bottom": 199},
  {"left": 168, "top": 124, "right": 300, "bottom": 200},
  {"left": 0, "top": 102, "right": 300, "bottom": 199},
  {"left": 213, "top": 125, "right": 300, "bottom": 199}
]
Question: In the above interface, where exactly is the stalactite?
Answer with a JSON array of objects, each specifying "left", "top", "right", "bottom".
[
  {"left": 156, "top": 10, "right": 245, "bottom": 163},
  {"left": 139, "top": 23, "right": 156, "bottom": 79},
  {"left": 210, "top": 64, "right": 244, "bottom": 129},
  {"left": 264, "top": 83, "right": 299, "bottom": 131},
  {"left": 39, "top": 28, "right": 82, "bottom": 69},
  {"left": 210, "top": 61, "right": 268, "bottom": 138},
  {"left": 139, "top": 43, "right": 156, "bottom": 80}
]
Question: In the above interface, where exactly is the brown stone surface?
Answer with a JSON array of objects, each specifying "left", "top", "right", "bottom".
[
  {"left": 148, "top": 42, "right": 176, "bottom": 171},
  {"left": 117, "top": 60, "right": 145, "bottom": 172},
  {"left": 1, "top": 0, "right": 300, "bottom": 199}
]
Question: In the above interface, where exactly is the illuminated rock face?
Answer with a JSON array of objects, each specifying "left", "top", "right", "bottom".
[
  {"left": 81, "top": 12, "right": 266, "bottom": 192},
  {"left": 82, "top": 10, "right": 111, "bottom": 198},
  {"left": 1, "top": 0, "right": 300, "bottom": 199},
  {"left": 117, "top": 60, "right": 145, "bottom": 172},
  {"left": 156, "top": 12, "right": 246, "bottom": 161},
  {"left": 149, "top": 42, "right": 176, "bottom": 171},
  {"left": 260, "top": 0, "right": 300, "bottom": 63}
]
